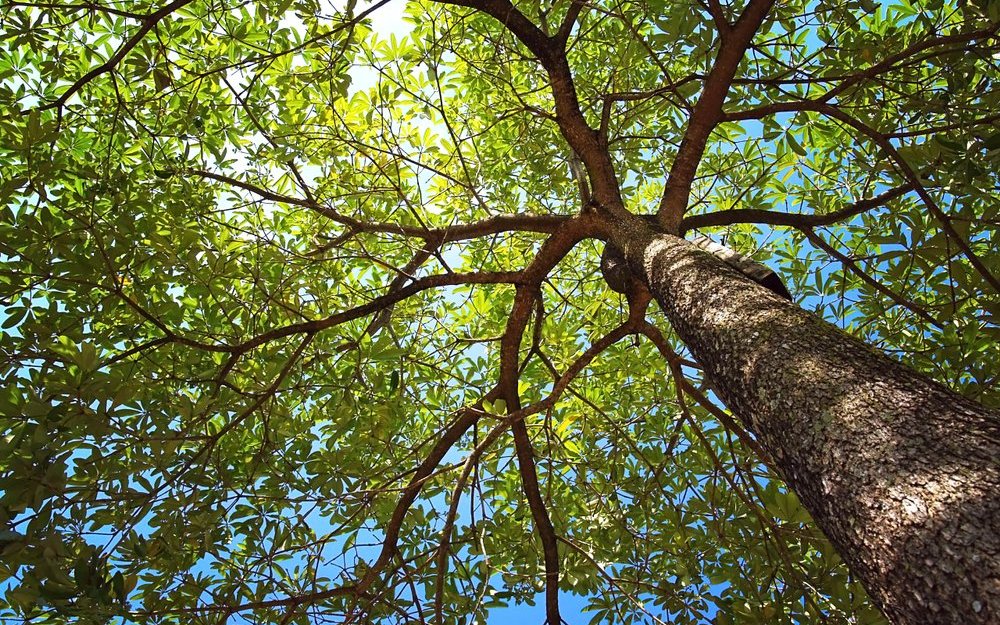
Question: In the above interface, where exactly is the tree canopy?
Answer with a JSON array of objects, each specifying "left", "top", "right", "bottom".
[{"left": 1, "top": 0, "right": 998, "bottom": 622}]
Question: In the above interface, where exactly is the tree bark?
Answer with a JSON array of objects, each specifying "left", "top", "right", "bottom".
[{"left": 611, "top": 220, "right": 1000, "bottom": 625}]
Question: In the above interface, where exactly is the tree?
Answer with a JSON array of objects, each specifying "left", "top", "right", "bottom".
[{"left": 0, "top": 0, "right": 998, "bottom": 622}]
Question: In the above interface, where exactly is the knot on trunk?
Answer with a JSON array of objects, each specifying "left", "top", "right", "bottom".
[
  {"left": 600, "top": 242, "right": 633, "bottom": 294},
  {"left": 600, "top": 242, "right": 652, "bottom": 320}
]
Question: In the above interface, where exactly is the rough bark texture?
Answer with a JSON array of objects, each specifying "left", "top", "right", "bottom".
[{"left": 612, "top": 222, "right": 1000, "bottom": 625}]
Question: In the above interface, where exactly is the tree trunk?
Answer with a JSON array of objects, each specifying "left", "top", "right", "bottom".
[{"left": 613, "top": 222, "right": 1000, "bottom": 625}]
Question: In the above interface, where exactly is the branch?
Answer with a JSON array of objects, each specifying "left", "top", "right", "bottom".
[
  {"left": 497, "top": 215, "right": 600, "bottom": 398},
  {"left": 268, "top": 395, "right": 495, "bottom": 623},
  {"left": 356, "top": 245, "right": 436, "bottom": 344},
  {"left": 602, "top": 74, "right": 701, "bottom": 103},
  {"left": 435, "top": 0, "right": 552, "bottom": 59},
  {"left": 725, "top": 101, "right": 1000, "bottom": 293},
  {"left": 494, "top": 215, "right": 606, "bottom": 625},
  {"left": 111, "top": 270, "right": 519, "bottom": 362},
  {"left": 802, "top": 228, "right": 942, "bottom": 329},
  {"left": 887, "top": 111, "right": 1000, "bottom": 139},
  {"left": 35, "top": 0, "right": 402, "bottom": 114},
  {"left": 818, "top": 22, "right": 1000, "bottom": 104},
  {"left": 109, "top": 334, "right": 315, "bottom": 563},
  {"left": 7, "top": 1, "right": 148, "bottom": 19},
  {"left": 638, "top": 322, "right": 772, "bottom": 464},
  {"left": 191, "top": 168, "right": 567, "bottom": 243},
  {"left": 510, "top": 419, "right": 561, "bottom": 624},
  {"left": 40, "top": 0, "right": 196, "bottom": 112},
  {"left": 355, "top": 395, "right": 500, "bottom": 591},
  {"left": 681, "top": 410, "right": 825, "bottom": 617},
  {"left": 554, "top": 0, "right": 587, "bottom": 46},
  {"left": 276, "top": 215, "right": 599, "bottom": 622},
  {"left": 678, "top": 183, "right": 915, "bottom": 233},
  {"left": 230, "top": 271, "right": 522, "bottom": 353},
  {"left": 432, "top": 310, "right": 639, "bottom": 621},
  {"left": 433, "top": 0, "right": 623, "bottom": 207},
  {"left": 509, "top": 317, "right": 641, "bottom": 625},
  {"left": 656, "top": 0, "right": 776, "bottom": 232},
  {"left": 703, "top": 0, "right": 731, "bottom": 35},
  {"left": 558, "top": 536, "right": 671, "bottom": 625},
  {"left": 434, "top": 419, "right": 509, "bottom": 622}
]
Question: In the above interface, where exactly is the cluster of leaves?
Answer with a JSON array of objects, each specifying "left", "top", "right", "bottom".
[{"left": 0, "top": 0, "right": 997, "bottom": 623}]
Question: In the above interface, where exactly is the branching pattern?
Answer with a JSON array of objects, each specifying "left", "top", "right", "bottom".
[{"left": 1, "top": 0, "right": 998, "bottom": 623}]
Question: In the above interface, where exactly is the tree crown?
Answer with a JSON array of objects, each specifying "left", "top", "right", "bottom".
[{"left": 0, "top": 0, "right": 997, "bottom": 622}]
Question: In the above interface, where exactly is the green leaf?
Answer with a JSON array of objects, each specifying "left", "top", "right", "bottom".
[
  {"left": 785, "top": 131, "right": 806, "bottom": 156},
  {"left": 0, "top": 2, "right": 989, "bottom": 623}
]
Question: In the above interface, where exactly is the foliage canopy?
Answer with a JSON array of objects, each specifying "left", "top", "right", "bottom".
[{"left": 1, "top": 0, "right": 998, "bottom": 622}]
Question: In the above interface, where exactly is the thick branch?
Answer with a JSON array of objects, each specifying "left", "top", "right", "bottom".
[
  {"left": 509, "top": 317, "right": 640, "bottom": 625},
  {"left": 509, "top": 418, "right": 561, "bottom": 623},
  {"left": 433, "top": 313, "right": 640, "bottom": 621},
  {"left": 495, "top": 215, "right": 603, "bottom": 624},
  {"left": 703, "top": 0, "right": 731, "bottom": 35},
  {"left": 433, "top": 0, "right": 623, "bottom": 208},
  {"left": 238, "top": 272, "right": 520, "bottom": 350},
  {"left": 356, "top": 393, "right": 501, "bottom": 592},
  {"left": 554, "top": 0, "right": 586, "bottom": 45},
  {"left": 269, "top": 391, "right": 502, "bottom": 623},
  {"left": 656, "top": 0, "right": 776, "bottom": 232},
  {"left": 498, "top": 215, "right": 600, "bottom": 396}
]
